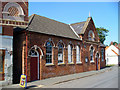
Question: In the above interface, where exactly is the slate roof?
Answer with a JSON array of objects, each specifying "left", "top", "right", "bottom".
[
  {"left": 70, "top": 21, "right": 86, "bottom": 34},
  {"left": 27, "top": 14, "right": 80, "bottom": 40},
  {"left": 70, "top": 17, "right": 92, "bottom": 34}
]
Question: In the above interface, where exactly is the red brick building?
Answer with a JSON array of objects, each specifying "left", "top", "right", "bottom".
[
  {"left": 0, "top": 0, "right": 28, "bottom": 85},
  {"left": 13, "top": 13, "right": 106, "bottom": 83},
  {"left": 0, "top": 0, "right": 106, "bottom": 84}
]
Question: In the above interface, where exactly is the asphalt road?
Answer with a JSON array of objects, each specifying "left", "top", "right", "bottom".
[{"left": 43, "top": 66, "right": 119, "bottom": 88}]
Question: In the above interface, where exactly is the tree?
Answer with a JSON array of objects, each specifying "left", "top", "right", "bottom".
[
  {"left": 113, "top": 42, "right": 118, "bottom": 45},
  {"left": 96, "top": 27, "right": 109, "bottom": 44}
]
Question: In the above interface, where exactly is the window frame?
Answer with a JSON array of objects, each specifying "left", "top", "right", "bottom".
[
  {"left": 90, "top": 47, "right": 94, "bottom": 62},
  {"left": 88, "top": 30, "right": 95, "bottom": 41},
  {"left": 0, "top": 26, "right": 2, "bottom": 34},
  {"left": 46, "top": 42, "right": 53, "bottom": 64},
  {"left": 76, "top": 45, "right": 81, "bottom": 63},
  {"left": 68, "top": 44, "right": 73, "bottom": 63},
  {"left": 58, "top": 43, "right": 64, "bottom": 64}
]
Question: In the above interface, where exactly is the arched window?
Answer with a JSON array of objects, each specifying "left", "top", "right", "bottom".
[
  {"left": 90, "top": 47, "right": 94, "bottom": 62},
  {"left": 76, "top": 45, "right": 80, "bottom": 63},
  {"left": 8, "top": 6, "right": 19, "bottom": 17},
  {"left": 3, "top": 2, "right": 25, "bottom": 21},
  {"left": 46, "top": 42, "right": 52, "bottom": 64},
  {"left": 68, "top": 44, "right": 73, "bottom": 63},
  {"left": 29, "top": 49, "right": 38, "bottom": 56},
  {"left": 88, "top": 30, "right": 95, "bottom": 41},
  {"left": 101, "top": 48, "right": 104, "bottom": 61},
  {"left": 58, "top": 43, "right": 64, "bottom": 63}
]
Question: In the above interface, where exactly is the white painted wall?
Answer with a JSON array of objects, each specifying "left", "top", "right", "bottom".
[
  {"left": 0, "top": 35, "right": 13, "bottom": 86},
  {"left": 106, "top": 45, "right": 119, "bottom": 65}
]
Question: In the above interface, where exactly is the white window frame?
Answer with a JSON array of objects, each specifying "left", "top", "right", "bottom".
[
  {"left": 90, "top": 47, "right": 94, "bottom": 62},
  {"left": 88, "top": 30, "right": 95, "bottom": 41},
  {"left": 46, "top": 42, "right": 53, "bottom": 64},
  {"left": 68, "top": 44, "right": 73, "bottom": 63},
  {"left": 76, "top": 45, "right": 81, "bottom": 63},
  {"left": 58, "top": 43, "right": 64, "bottom": 64}
]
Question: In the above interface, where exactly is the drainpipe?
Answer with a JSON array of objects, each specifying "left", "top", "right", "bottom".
[{"left": 25, "top": 31, "right": 28, "bottom": 81}]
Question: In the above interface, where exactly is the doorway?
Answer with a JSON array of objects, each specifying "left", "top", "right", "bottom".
[
  {"left": 29, "top": 49, "right": 39, "bottom": 81},
  {"left": 96, "top": 53, "right": 99, "bottom": 70}
]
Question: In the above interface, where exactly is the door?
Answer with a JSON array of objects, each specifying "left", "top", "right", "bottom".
[
  {"left": 96, "top": 58, "right": 98, "bottom": 70},
  {"left": 84, "top": 57, "right": 88, "bottom": 72},
  {"left": 30, "top": 57, "right": 38, "bottom": 81},
  {"left": 0, "top": 50, "right": 5, "bottom": 81},
  {"left": 96, "top": 53, "right": 99, "bottom": 70}
]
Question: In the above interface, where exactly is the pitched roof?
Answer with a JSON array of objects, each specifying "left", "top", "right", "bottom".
[
  {"left": 27, "top": 14, "right": 81, "bottom": 40},
  {"left": 70, "top": 17, "right": 92, "bottom": 34}
]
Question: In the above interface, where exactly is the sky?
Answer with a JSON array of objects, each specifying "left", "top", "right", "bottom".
[{"left": 29, "top": 2, "right": 118, "bottom": 45}]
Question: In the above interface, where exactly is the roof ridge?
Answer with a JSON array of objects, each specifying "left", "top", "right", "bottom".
[
  {"left": 81, "top": 17, "right": 92, "bottom": 34},
  {"left": 28, "top": 14, "right": 35, "bottom": 26}
]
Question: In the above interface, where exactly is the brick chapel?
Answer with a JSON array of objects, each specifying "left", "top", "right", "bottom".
[{"left": 0, "top": 1, "right": 106, "bottom": 84}]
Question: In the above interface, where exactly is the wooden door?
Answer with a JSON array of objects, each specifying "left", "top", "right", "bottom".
[
  {"left": 96, "top": 57, "right": 98, "bottom": 70},
  {"left": 30, "top": 57, "right": 38, "bottom": 81}
]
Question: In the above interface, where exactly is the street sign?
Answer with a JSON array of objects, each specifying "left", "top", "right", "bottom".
[{"left": 20, "top": 74, "right": 27, "bottom": 88}]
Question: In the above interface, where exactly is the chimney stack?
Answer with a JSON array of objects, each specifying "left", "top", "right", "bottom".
[
  {"left": 110, "top": 41, "right": 113, "bottom": 45},
  {"left": 115, "top": 43, "right": 118, "bottom": 47}
]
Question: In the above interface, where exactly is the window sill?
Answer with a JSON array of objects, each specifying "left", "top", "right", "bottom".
[
  {"left": 76, "top": 62, "right": 82, "bottom": 64},
  {"left": 90, "top": 61, "right": 95, "bottom": 63},
  {"left": 67, "top": 62, "right": 74, "bottom": 65},
  {"left": 45, "top": 63, "right": 55, "bottom": 66},
  {"left": 58, "top": 63, "right": 65, "bottom": 65}
]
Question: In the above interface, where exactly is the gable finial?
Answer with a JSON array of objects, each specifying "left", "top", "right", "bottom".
[{"left": 89, "top": 11, "right": 91, "bottom": 17}]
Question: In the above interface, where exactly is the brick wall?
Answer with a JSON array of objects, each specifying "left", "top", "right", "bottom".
[
  {"left": 13, "top": 29, "right": 106, "bottom": 83},
  {"left": 13, "top": 31, "right": 26, "bottom": 84},
  {"left": 27, "top": 31, "right": 100, "bottom": 81}
]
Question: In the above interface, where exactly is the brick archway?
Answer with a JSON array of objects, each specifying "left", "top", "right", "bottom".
[
  {"left": 95, "top": 52, "right": 100, "bottom": 70},
  {"left": 28, "top": 45, "right": 44, "bottom": 81}
]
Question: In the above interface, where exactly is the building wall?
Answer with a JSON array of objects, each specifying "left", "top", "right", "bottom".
[
  {"left": 106, "top": 56, "right": 118, "bottom": 65},
  {"left": 13, "top": 31, "right": 26, "bottom": 84},
  {"left": 1, "top": 1, "right": 28, "bottom": 85},
  {"left": 13, "top": 31, "right": 106, "bottom": 82},
  {"left": 0, "top": 35, "right": 13, "bottom": 85},
  {"left": 105, "top": 45, "right": 119, "bottom": 65}
]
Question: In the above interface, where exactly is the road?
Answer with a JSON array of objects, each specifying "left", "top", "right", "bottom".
[{"left": 42, "top": 66, "right": 119, "bottom": 88}]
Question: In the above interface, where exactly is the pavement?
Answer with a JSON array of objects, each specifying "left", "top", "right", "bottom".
[{"left": 1, "top": 66, "right": 114, "bottom": 89}]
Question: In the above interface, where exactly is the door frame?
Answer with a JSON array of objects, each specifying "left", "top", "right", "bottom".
[
  {"left": 30, "top": 50, "right": 39, "bottom": 80},
  {"left": 96, "top": 56, "right": 98, "bottom": 70},
  {"left": 0, "top": 49, "right": 5, "bottom": 80},
  {"left": 95, "top": 52, "right": 100, "bottom": 70}
]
